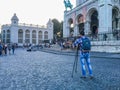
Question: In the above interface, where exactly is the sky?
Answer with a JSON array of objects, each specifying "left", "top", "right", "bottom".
[{"left": 0, "top": 0, "right": 76, "bottom": 26}]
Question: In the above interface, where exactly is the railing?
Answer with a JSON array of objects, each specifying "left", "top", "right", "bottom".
[
  {"left": 2, "top": 23, "right": 47, "bottom": 28},
  {"left": 62, "top": 30, "right": 120, "bottom": 42},
  {"left": 87, "top": 31, "right": 120, "bottom": 41},
  {"left": 111, "top": 0, "right": 120, "bottom": 5},
  {"left": 18, "top": 23, "right": 47, "bottom": 28}
]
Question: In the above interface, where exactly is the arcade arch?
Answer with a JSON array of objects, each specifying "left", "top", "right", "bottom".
[
  {"left": 32, "top": 30, "right": 36, "bottom": 44},
  {"left": 86, "top": 8, "right": 99, "bottom": 38},
  {"left": 77, "top": 14, "right": 84, "bottom": 34},
  {"left": 25, "top": 30, "right": 30, "bottom": 43},
  {"left": 6, "top": 30, "right": 10, "bottom": 43},
  {"left": 18, "top": 29, "right": 23, "bottom": 43},
  {"left": 38, "top": 31, "right": 42, "bottom": 43},
  {"left": 2, "top": 30, "right": 6, "bottom": 43},
  {"left": 44, "top": 31, "right": 48, "bottom": 40},
  {"left": 112, "top": 7, "right": 120, "bottom": 30},
  {"left": 68, "top": 18, "right": 74, "bottom": 36}
]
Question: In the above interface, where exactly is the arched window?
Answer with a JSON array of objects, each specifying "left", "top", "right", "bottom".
[
  {"left": 25, "top": 30, "right": 30, "bottom": 43},
  {"left": 44, "top": 31, "right": 48, "bottom": 40},
  {"left": 112, "top": 7, "right": 119, "bottom": 30},
  {"left": 77, "top": 14, "right": 84, "bottom": 34},
  {"left": 32, "top": 30, "right": 36, "bottom": 44},
  {"left": 38, "top": 31, "right": 42, "bottom": 43},
  {"left": 6, "top": 30, "right": 10, "bottom": 43},
  {"left": 67, "top": 18, "right": 74, "bottom": 37},
  {"left": 18, "top": 29, "right": 23, "bottom": 43},
  {"left": 2, "top": 30, "right": 6, "bottom": 43}
]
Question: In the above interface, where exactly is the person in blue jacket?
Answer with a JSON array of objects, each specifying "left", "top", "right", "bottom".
[
  {"left": 74, "top": 31, "right": 93, "bottom": 79},
  {"left": 0, "top": 43, "right": 3, "bottom": 56}
]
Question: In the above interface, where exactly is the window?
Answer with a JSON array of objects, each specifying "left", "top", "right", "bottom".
[
  {"left": 44, "top": 31, "right": 48, "bottom": 40},
  {"left": 18, "top": 29, "right": 23, "bottom": 43},
  {"left": 32, "top": 30, "right": 36, "bottom": 44},
  {"left": 25, "top": 30, "right": 30, "bottom": 43}
]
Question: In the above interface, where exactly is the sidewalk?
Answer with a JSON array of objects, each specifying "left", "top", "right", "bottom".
[{"left": 40, "top": 44, "right": 120, "bottom": 59}]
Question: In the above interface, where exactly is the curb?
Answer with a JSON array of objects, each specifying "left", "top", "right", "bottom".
[{"left": 39, "top": 48, "right": 120, "bottom": 59}]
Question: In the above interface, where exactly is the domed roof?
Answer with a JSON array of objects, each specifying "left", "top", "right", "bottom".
[
  {"left": 11, "top": 13, "right": 19, "bottom": 21},
  {"left": 47, "top": 19, "right": 53, "bottom": 25}
]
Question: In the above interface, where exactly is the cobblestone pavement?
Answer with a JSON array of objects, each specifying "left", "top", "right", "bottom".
[{"left": 0, "top": 49, "right": 120, "bottom": 90}]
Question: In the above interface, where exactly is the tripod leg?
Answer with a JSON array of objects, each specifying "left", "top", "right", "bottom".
[
  {"left": 71, "top": 50, "right": 78, "bottom": 78},
  {"left": 75, "top": 54, "right": 78, "bottom": 73},
  {"left": 71, "top": 57, "right": 77, "bottom": 77}
]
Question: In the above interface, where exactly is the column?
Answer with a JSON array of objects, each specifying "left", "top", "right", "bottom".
[
  {"left": 30, "top": 30, "right": 32, "bottom": 44},
  {"left": 84, "top": 20, "right": 90, "bottom": 35},
  {"left": 23, "top": 30, "right": 25, "bottom": 44},
  {"left": 99, "top": 0, "right": 112, "bottom": 33},
  {"left": 118, "top": 17, "right": 120, "bottom": 29},
  {"left": 74, "top": 24, "right": 79, "bottom": 36},
  {"left": 42, "top": 31, "right": 44, "bottom": 41},
  {"left": 36, "top": 31, "right": 38, "bottom": 45}
]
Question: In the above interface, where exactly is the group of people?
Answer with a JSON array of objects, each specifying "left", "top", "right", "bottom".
[
  {"left": 0, "top": 31, "right": 93, "bottom": 79},
  {"left": 0, "top": 43, "right": 16, "bottom": 56}
]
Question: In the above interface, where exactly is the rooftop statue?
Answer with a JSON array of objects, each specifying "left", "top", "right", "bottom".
[{"left": 64, "top": 0, "right": 73, "bottom": 11}]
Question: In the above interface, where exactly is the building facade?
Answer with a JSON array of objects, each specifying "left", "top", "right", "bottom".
[
  {"left": 1, "top": 14, "right": 53, "bottom": 46},
  {"left": 63, "top": 0, "right": 120, "bottom": 53},
  {"left": 63, "top": 0, "right": 120, "bottom": 39}
]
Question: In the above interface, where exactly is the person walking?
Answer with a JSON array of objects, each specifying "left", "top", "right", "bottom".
[
  {"left": 74, "top": 31, "right": 93, "bottom": 79},
  {"left": 12, "top": 44, "right": 15, "bottom": 54},
  {"left": 0, "top": 43, "right": 3, "bottom": 56},
  {"left": 2, "top": 44, "right": 5, "bottom": 56},
  {"left": 4, "top": 44, "right": 7, "bottom": 55},
  {"left": 8, "top": 44, "right": 11, "bottom": 55}
]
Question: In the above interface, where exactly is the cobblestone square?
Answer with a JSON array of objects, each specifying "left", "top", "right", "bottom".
[{"left": 0, "top": 49, "right": 120, "bottom": 90}]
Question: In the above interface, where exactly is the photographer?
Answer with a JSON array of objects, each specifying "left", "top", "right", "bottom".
[{"left": 74, "top": 31, "right": 93, "bottom": 79}]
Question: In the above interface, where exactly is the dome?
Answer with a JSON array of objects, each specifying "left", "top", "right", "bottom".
[
  {"left": 11, "top": 13, "right": 19, "bottom": 21},
  {"left": 47, "top": 19, "right": 53, "bottom": 25}
]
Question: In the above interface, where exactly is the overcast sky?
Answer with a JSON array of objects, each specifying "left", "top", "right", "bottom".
[{"left": 0, "top": 0, "right": 75, "bottom": 26}]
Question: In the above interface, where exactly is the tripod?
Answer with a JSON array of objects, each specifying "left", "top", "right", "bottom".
[{"left": 71, "top": 46, "right": 79, "bottom": 78}]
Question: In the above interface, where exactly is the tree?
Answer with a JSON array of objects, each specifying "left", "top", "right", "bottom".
[
  {"left": 60, "top": 21, "right": 63, "bottom": 38},
  {"left": 52, "top": 19, "right": 60, "bottom": 35},
  {"left": 0, "top": 33, "right": 1, "bottom": 39},
  {"left": 52, "top": 19, "right": 63, "bottom": 40}
]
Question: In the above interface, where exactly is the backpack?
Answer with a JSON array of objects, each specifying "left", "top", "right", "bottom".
[{"left": 81, "top": 37, "right": 91, "bottom": 50}]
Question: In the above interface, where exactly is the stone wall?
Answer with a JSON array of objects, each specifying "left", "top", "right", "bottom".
[{"left": 91, "top": 41, "right": 120, "bottom": 53}]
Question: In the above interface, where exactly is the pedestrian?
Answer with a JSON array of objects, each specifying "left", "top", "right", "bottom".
[
  {"left": 4, "top": 44, "right": 7, "bottom": 55},
  {"left": 0, "top": 43, "right": 3, "bottom": 56},
  {"left": 60, "top": 42, "right": 63, "bottom": 50},
  {"left": 12, "top": 44, "right": 15, "bottom": 54},
  {"left": 2, "top": 44, "right": 5, "bottom": 55},
  {"left": 74, "top": 31, "right": 93, "bottom": 79},
  {"left": 8, "top": 44, "right": 11, "bottom": 54},
  {"left": 103, "top": 33, "right": 107, "bottom": 41}
]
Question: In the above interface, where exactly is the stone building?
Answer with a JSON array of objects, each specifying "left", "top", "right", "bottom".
[
  {"left": 1, "top": 14, "right": 53, "bottom": 46},
  {"left": 63, "top": 0, "right": 120, "bottom": 38},
  {"left": 63, "top": 0, "right": 120, "bottom": 52}
]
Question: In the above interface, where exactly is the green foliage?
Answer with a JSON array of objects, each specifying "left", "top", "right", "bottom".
[
  {"left": 0, "top": 33, "right": 1, "bottom": 39},
  {"left": 52, "top": 19, "right": 63, "bottom": 38},
  {"left": 60, "top": 21, "right": 63, "bottom": 37}
]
